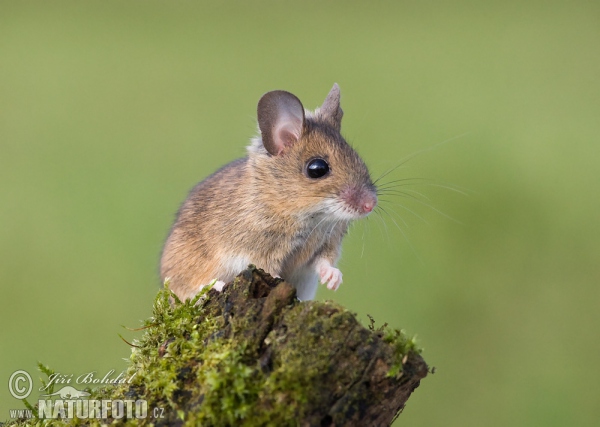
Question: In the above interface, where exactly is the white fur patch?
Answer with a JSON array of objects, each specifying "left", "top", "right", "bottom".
[
  {"left": 286, "top": 264, "right": 319, "bottom": 301},
  {"left": 320, "top": 198, "right": 362, "bottom": 221},
  {"left": 212, "top": 280, "right": 226, "bottom": 292},
  {"left": 247, "top": 135, "right": 269, "bottom": 156},
  {"left": 220, "top": 254, "right": 251, "bottom": 283}
]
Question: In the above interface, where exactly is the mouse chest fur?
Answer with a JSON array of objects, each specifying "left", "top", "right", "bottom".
[{"left": 278, "top": 214, "right": 348, "bottom": 277}]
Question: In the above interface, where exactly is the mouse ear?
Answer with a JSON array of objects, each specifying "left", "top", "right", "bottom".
[
  {"left": 320, "top": 83, "right": 344, "bottom": 131},
  {"left": 257, "top": 90, "right": 305, "bottom": 156}
]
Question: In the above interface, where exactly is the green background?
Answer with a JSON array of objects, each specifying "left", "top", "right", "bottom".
[{"left": 1, "top": 1, "right": 599, "bottom": 425}]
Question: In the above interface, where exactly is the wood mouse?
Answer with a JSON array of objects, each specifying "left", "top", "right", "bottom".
[{"left": 161, "top": 84, "right": 377, "bottom": 301}]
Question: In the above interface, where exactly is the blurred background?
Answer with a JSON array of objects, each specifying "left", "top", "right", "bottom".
[{"left": 1, "top": 1, "right": 599, "bottom": 425}]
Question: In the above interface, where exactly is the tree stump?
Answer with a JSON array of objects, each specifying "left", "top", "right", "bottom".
[{"left": 26, "top": 266, "right": 428, "bottom": 426}]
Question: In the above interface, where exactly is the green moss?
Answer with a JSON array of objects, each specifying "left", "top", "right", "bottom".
[
  {"left": 383, "top": 328, "right": 421, "bottom": 378},
  {"left": 367, "top": 313, "right": 421, "bottom": 378},
  {"left": 6, "top": 272, "right": 424, "bottom": 426},
  {"left": 92, "top": 279, "right": 300, "bottom": 426},
  {"left": 100, "top": 282, "right": 269, "bottom": 426}
]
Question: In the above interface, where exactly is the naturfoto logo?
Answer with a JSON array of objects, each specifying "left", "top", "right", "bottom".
[
  {"left": 38, "top": 397, "right": 149, "bottom": 420},
  {"left": 8, "top": 369, "right": 162, "bottom": 421}
]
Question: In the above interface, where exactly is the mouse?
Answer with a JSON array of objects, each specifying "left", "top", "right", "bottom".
[{"left": 160, "top": 84, "right": 377, "bottom": 301}]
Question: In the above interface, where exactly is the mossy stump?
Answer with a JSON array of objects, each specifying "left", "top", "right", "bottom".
[{"left": 47, "top": 266, "right": 427, "bottom": 426}]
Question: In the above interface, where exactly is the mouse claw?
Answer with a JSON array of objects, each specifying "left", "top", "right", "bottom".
[
  {"left": 326, "top": 269, "right": 343, "bottom": 290},
  {"left": 317, "top": 259, "right": 343, "bottom": 291}
]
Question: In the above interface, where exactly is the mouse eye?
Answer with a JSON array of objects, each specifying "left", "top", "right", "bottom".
[{"left": 306, "top": 158, "right": 330, "bottom": 179}]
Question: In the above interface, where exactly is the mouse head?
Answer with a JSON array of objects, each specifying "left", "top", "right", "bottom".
[{"left": 249, "top": 84, "right": 377, "bottom": 221}]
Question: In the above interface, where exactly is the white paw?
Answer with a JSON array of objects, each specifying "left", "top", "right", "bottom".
[
  {"left": 212, "top": 280, "right": 226, "bottom": 292},
  {"left": 317, "top": 261, "right": 343, "bottom": 291}
]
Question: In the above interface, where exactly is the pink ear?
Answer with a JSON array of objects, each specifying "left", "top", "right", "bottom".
[{"left": 257, "top": 90, "right": 305, "bottom": 156}]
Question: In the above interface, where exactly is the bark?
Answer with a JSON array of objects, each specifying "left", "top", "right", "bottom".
[{"left": 176, "top": 266, "right": 429, "bottom": 426}]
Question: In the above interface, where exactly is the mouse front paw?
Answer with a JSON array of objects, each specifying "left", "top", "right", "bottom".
[
  {"left": 212, "top": 280, "right": 226, "bottom": 292},
  {"left": 317, "top": 260, "right": 343, "bottom": 291}
]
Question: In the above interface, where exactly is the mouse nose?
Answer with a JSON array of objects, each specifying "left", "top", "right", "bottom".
[
  {"left": 340, "top": 186, "right": 378, "bottom": 217},
  {"left": 361, "top": 192, "right": 377, "bottom": 214},
  {"left": 362, "top": 200, "right": 375, "bottom": 213}
]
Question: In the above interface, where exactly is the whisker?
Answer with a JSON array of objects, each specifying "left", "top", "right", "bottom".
[
  {"left": 373, "top": 207, "right": 391, "bottom": 246},
  {"left": 376, "top": 177, "right": 430, "bottom": 189},
  {"left": 378, "top": 198, "right": 429, "bottom": 224},
  {"left": 373, "top": 132, "right": 470, "bottom": 185},
  {"left": 406, "top": 197, "right": 463, "bottom": 224},
  {"left": 377, "top": 205, "right": 423, "bottom": 264},
  {"left": 378, "top": 204, "right": 409, "bottom": 230},
  {"left": 390, "top": 188, "right": 431, "bottom": 201},
  {"left": 306, "top": 210, "right": 334, "bottom": 241},
  {"left": 361, "top": 218, "right": 366, "bottom": 258},
  {"left": 418, "top": 183, "right": 473, "bottom": 196},
  {"left": 377, "top": 179, "right": 472, "bottom": 196},
  {"left": 377, "top": 190, "right": 428, "bottom": 202}
]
